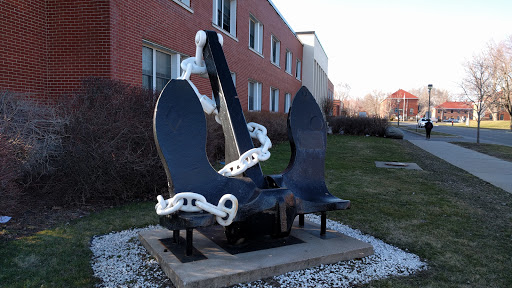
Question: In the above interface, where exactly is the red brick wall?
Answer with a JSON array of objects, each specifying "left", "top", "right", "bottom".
[
  {"left": 381, "top": 98, "right": 419, "bottom": 119},
  {"left": 0, "top": 0, "right": 47, "bottom": 100},
  {"left": 109, "top": 0, "right": 303, "bottom": 112},
  {"left": 46, "top": 0, "right": 111, "bottom": 99},
  {"left": 235, "top": 0, "right": 303, "bottom": 111},
  {"left": 2, "top": 0, "right": 303, "bottom": 110},
  {"left": 436, "top": 109, "right": 472, "bottom": 121}
]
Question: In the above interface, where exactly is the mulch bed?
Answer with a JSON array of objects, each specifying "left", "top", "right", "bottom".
[{"left": 0, "top": 189, "right": 108, "bottom": 241}]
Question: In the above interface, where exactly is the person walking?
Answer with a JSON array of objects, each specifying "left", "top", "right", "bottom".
[{"left": 425, "top": 119, "right": 433, "bottom": 139}]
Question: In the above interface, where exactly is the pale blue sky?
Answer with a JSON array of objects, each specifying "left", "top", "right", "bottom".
[{"left": 271, "top": 0, "right": 512, "bottom": 98}]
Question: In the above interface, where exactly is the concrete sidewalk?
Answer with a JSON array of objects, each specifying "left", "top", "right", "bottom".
[{"left": 409, "top": 140, "right": 512, "bottom": 194}]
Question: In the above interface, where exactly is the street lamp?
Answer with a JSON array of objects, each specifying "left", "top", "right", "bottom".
[
  {"left": 427, "top": 84, "right": 433, "bottom": 119},
  {"left": 396, "top": 98, "right": 401, "bottom": 127}
]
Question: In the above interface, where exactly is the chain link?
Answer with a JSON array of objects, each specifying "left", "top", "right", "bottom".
[{"left": 155, "top": 192, "right": 238, "bottom": 226}]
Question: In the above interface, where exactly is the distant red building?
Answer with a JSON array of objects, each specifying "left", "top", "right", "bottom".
[
  {"left": 332, "top": 100, "right": 342, "bottom": 116},
  {"left": 380, "top": 89, "right": 419, "bottom": 120},
  {"left": 433, "top": 102, "right": 473, "bottom": 122}
]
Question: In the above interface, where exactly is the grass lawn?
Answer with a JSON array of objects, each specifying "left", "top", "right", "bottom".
[
  {"left": 436, "top": 120, "right": 511, "bottom": 130},
  {"left": 2, "top": 135, "right": 512, "bottom": 287},
  {"left": 451, "top": 142, "right": 512, "bottom": 162}
]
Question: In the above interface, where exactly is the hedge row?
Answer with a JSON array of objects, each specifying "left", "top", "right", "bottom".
[
  {"left": 2, "top": 79, "right": 388, "bottom": 207},
  {"left": 327, "top": 116, "right": 388, "bottom": 137}
]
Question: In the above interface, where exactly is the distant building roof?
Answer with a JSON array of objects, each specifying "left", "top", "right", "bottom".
[
  {"left": 435, "top": 101, "right": 472, "bottom": 109},
  {"left": 388, "top": 89, "right": 419, "bottom": 100}
]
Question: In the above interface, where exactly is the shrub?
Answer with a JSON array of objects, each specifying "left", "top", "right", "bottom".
[
  {"left": 0, "top": 91, "right": 65, "bottom": 182},
  {"left": 1, "top": 81, "right": 292, "bottom": 206},
  {"left": 328, "top": 116, "right": 388, "bottom": 137},
  {"left": 245, "top": 111, "right": 288, "bottom": 144},
  {"left": 49, "top": 78, "right": 166, "bottom": 205},
  {"left": 0, "top": 133, "right": 22, "bottom": 215}
]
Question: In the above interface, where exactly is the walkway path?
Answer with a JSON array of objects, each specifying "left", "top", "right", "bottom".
[{"left": 407, "top": 139, "right": 512, "bottom": 194}]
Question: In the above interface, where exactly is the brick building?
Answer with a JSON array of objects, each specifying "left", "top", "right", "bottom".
[
  {"left": 433, "top": 102, "right": 473, "bottom": 122},
  {"left": 1, "top": 0, "right": 333, "bottom": 112},
  {"left": 380, "top": 89, "right": 419, "bottom": 120}
]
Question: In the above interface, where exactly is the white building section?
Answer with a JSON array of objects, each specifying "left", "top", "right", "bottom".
[{"left": 297, "top": 32, "right": 330, "bottom": 106}]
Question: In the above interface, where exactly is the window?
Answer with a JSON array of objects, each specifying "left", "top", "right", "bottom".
[
  {"left": 270, "top": 87, "right": 279, "bottom": 112},
  {"left": 295, "top": 59, "right": 301, "bottom": 80},
  {"left": 409, "top": 108, "right": 413, "bottom": 115},
  {"left": 142, "top": 45, "right": 180, "bottom": 91},
  {"left": 284, "top": 93, "right": 291, "bottom": 113},
  {"left": 142, "top": 47, "right": 153, "bottom": 89},
  {"left": 271, "top": 35, "right": 280, "bottom": 66},
  {"left": 249, "top": 16, "right": 263, "bottom": 54},
  {"left": 213, "top": 0, "right": 237, "bottom": 37},
  {"left": 248, "top": 81, "right": 262, "bottom": 111},
  {"left": 174, "top": 0, "right": 190, "bottom": 7},
  {"left": 285, "top": 50, "right": 292, "bottom": 74}
]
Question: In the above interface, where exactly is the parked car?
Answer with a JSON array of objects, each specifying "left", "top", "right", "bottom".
[
  {"left": 418, "top": 118, "right": 429, "bottom": 128},
  {"left": 443, "top": 118, "right": 459, "bottom": 123}
]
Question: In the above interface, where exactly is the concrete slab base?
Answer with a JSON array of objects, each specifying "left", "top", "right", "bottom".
[
  {"left": 375, "top": 161, "right": 423, "bottom": 170},
  {"left": 139, "top": 219, "right": 373, "bottom": 288}
]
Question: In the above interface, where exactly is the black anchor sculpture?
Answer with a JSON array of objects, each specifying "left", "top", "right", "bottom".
[{"left": 154, "top": 30, "right": 350, "bottom": 254}]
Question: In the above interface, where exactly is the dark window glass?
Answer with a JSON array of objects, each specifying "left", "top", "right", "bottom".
[
  {"left": 248, "top": 82, "right": 254, "bottom": 111},
  {"left": 223, "top": 0, "right": 230, "bottom": 31},
  {"left": 155, "top": 51, "right": 172, "bottom": 91},
  {"left": 142, "top": 47, "right": 153, "bottom": 89},
  {"left": 217, "top": 0, "right": 222, "bottom": 28},
  {"left": 249, "top": 19, "right": 255, "bottom": 48}
]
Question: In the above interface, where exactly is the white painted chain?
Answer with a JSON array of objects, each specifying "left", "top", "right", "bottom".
[
  {"left": 178, "top": 30, "right": 272, "bottom": 177},
  {"left": 218, "top": 122, "right": 272, "bottom": 176},
  {"left": 155, "top": 192, "right": 238, "bottom": 226},
  {"left": 179, "top": 31, "right": 221, "bottom": 123}
]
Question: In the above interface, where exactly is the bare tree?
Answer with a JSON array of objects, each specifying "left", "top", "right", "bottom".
[
  {"left": 490, "top": 35, "right": 512, "bottom": 130},
  {"left": 334, "top": 82, "right": 351, "bottom": 101},
  {"left": 362, "top": 90, "right": 385, "bottom": 117},
  {"left": 335, "top": 83, "right": 352, "bottom": 115},
  {"left": 409, "top": 87, "right": 452, "bottom": 118},
  {"left": 321, "top": 96, "right": 334, "bottom": 117},
  {"left": 460, "top": 51, "right": 498, "bottom": 143}
]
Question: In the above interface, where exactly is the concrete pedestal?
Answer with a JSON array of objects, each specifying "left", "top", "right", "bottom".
[{"left": 139, "top": 219, "right": 373, "bottom": 288}]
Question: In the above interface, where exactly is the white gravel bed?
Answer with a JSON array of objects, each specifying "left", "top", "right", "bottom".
[{"left": 90, "top": 215, "right": 427, "bottom": 287}]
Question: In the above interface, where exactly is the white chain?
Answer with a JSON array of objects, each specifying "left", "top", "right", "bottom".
[
  {"left": 218, "top": 122, "right": 272, "bottom": 176},
  {"left": 155, "top": 192, "right": 238, "bottom": 226}
]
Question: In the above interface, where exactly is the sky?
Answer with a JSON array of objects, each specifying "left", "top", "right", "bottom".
[{"left": 270, "top": 0, "right": 512, "bottom": 98}]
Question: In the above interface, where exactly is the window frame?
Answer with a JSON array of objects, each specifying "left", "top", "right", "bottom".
[
  {"left": 213, "top": 0, "right": 237, "bottom": 37},
  {"left": 284, "top": 93, "right": 291, "bottom": 113},
  {"left": 270, "top": 87, "right": 279, "bottom": 112},
  {"left": 142, "top": 43, "right": 182, "bottom": 91},
  {"left": 285, "top": 49, "right": 292, "bottom": 74},
  {"left": 295, "top": 59, "right": 301, "bottom": 80},
  {"left": 270, "top": 35, "right": 280, "bottom": 67},
  {"left": 249, "top": 15, "right": 263, "bottom": 55},
  {"left": 248, "top": 80, "right": 262, "bottom": 111},
  {"left": 172, "top": 0, "right": 193, "bottom": 13}
]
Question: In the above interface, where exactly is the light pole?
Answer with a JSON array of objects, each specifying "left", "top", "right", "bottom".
[
  {"left": 427, "top": 84, "right": 433, "bottom": 119},
  {"left": 397, "top": 99, "right": 401, "bottom": 127}
]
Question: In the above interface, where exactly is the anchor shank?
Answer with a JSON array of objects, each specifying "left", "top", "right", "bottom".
[{"left": 203, "top": 30, "right": 266, "bottom": 188}]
